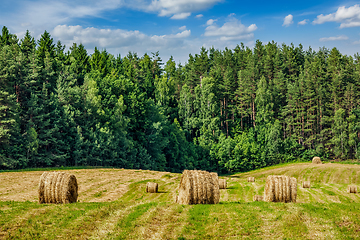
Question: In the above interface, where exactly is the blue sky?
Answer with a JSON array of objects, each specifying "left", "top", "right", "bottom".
[{"left": 1, "top": 0, "right": 360, "bottom": 64}]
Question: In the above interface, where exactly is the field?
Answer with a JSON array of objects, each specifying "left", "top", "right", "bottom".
[{"left": 1, "top": 162, "right": 360, "bottom": 239}]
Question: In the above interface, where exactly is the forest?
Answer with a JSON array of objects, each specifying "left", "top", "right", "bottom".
[{"left": 0, "top": 26, "right": 359, "bottom": 173}]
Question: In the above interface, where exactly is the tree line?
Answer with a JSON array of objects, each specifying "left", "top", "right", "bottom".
[{"left": 0, "top": 26, "right": 359, "bottom": 173}]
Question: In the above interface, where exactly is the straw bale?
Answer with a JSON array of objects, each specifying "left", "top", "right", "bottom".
[
  {"left": 248, "top": 177, "right": 255, "bottom": 182},
  {"left": 210, "top": 172, "right": 220, "bottom": 204},
  {"left": 219, "top": 179, "right": 227, "bottom": 189},
  {"left": 197, "top": 171, "right": 204, "bottom": 203},
  {"left": 347, "top": 185, "right": 357, "bottom": 193},
  {"left": 312, "top": 156, "right": 322, "bottom": 164},
  {"left": 38, "top": 172, "right": 49, "bottom": 204},
  {"left": 44, "top": 172, "right": 56, "bottom": 203},
  {"left": 177, "top": 170, "right": 220, "bottom": 205},
  {"left": 61, "top": 173, "right": 78, "bottom": 204},
  {"left": 284, "top": 176, "right": 291, "bottom": 203},
  {"left": 55, "top": 172, "right": 66, "bottom": 204},
  {"left": 146, "top": 182, "right": 158, "bottom": 193},
  {"left": 290, "top": 177, "right": 297, "bottom": 203},
  {"left": 38, "top": 172, "right": 78, "bottom": 204},
  {"left": 302, "top": 181, "right": 311, "bottom": 188},
  {"left": 264, "top": 175, "right": 297, "bottom": 203},
  {"left": 253, "top": 195, "right": 263, "bottom": 201},
  {"left": 264, "top": 175, "right": 275, "bottom": 202},
  {"left": 275, "top": 176, "right": 284, "bottom": 202}
]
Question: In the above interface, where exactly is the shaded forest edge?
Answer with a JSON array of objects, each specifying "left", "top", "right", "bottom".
[{"left": 0, "top": 26, "right": 359, "bottom": 173}]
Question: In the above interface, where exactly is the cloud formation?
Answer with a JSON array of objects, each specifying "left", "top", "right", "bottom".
[
  {"left": 298, "top": 19, "right": 308, "bottom": 25},
  {"left": 206, "top": 19, "right": 216, "bottom": 25},
  {"left": 2, "top": 0, "right": 223, "bottom": 35},
  {"left": 142, "top": 0, "right": 222, "bottom": 19},
  {"left": 204, "top": 17, "right": 257, "bottom": 41},
  {"left": 52, "top": 24, "right": 191, "bottom": 52},
  {"left": 1, "top": 0, "right": 125, "bottom": 37},
  {"left": 50, "top": 24, "right": 196, "bottom": 63},
  {"left": 170, "top": 12, "right": 191, "bottom": 19},
  {"left": 313, "top": 4, "right": 360, "bottom": 28},
  {"left": 283, "top": 14, "right": 293, "bottom": 27},
  {"left": 319, "top": 35, "right": 348, "bottom": 42}
]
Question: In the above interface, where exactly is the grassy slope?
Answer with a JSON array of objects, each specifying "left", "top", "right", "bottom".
[{"left": 1, "top": 162, "right": 360, "bottom": 239}]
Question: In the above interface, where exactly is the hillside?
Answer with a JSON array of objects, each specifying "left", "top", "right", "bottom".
[{"left": 1, "top": 162, "right": 360, "bottom": 239}]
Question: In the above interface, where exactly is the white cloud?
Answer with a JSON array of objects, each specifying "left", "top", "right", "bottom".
[
  {"left": 298, "top": 19, "right": 308, "bottom": 25},
  {"left": 195, "top": 14, "right": 203, "bottom": 18},
  {"left": 283, "top": 14, "right": 293, "bottom": 27},
  {"left": 170, "top": 12, "right": 191, "bottom": 19},
  {"left": 169, "top": 30, "right": 191, "bottom": 38},
  {"left": 143, "top": 0, "right": 222, "bottom": 17},
  {"left": 353, "top": 40, "right": 360, "bottom": 44},
  {"left": 53, "top": 25, "right": 191, "bottom": 47},
  {"left": 179, "top": 25, "right": 187, "bottom": 31},
  {"left": 340, "top": 22, "right": 360, "bottom": 28},
  {"left": 313, "top": 4, "right": 360, "bottom": 28},
  {"left": 206, "top": 19, "right": 216, "bottom": 26},
  {"left": 0, "top": 0, "right": 125, "bottom": 38},
  {"left": 1, "top": 0, "right": 224, "bottom": 36},
  {"left": 204, "top": 17, "right": 257, "bottom": 41},
  {"left": 51, "top": 24, "right": 194, "bottom": 63},
  {"left": 319, "top": 35, "right": 349, "bottom": 42}
]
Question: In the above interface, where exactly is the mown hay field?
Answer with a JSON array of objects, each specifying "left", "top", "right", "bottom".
[{"left": 1, "top": 162, "right": 360, "bottom": 239}]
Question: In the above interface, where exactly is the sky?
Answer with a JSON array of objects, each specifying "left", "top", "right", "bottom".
[{"left": 1, "top": 0, "right": 360, "bottom": 64}]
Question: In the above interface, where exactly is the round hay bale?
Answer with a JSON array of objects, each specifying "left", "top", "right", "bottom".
[
  {"left": 302, "top": 181, "right": 311, "bottom": 188},
  {"left": 38, "top": 172, "right": 78, "bottom": 204},
  {"left": 248, "top": 177, "right": 255, "bottom": 182},
  {"left": 38, "top": 172, "right": 49, "bottom": 204},
  {"left": 284, "top": 175, "right": 291, "bottom": 203},
  {"left": 312, "top": 156, "right": 322, "bottom": 164},
  {"left": 290, "top": 177, "right": 297, "bottom": 203},
  {"left": 177, "top": 170, "right": 220, "bottom": 205},
  {"left": 55, "top": 172, "right": 66, "bottom": 204},
  {"left": 146, "top": 182, "right": 158, "bottom": 193},
  {"left": 210, "top": 172, "right": 220, "bottom": 204},
  {"left": 276, "top": 175, "right": 284, "bottom": 202},
  {"left": 253, "top": 195, "right": 263, "bottom": 201},
  {"left": 219, "top": 179, "right": 227, "bottom": 189},
  {"left": 208, "top": 172, "right": 220, "bottom": 204},
  {"left": 264, "top": 175, "right": 297, "bottom": 203},
  {"left": 44, "top": 172, "right": 57, "bottom": 203},
  {"left": 347, "top": 185, "right": 357, "bottom": 193},
  {"left": 264, "top": 175, "right": 275, "bottom": 202}
]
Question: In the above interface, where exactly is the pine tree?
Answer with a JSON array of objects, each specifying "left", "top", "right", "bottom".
[
  {"left": 198, "top": 77, "right": 220, "bottom": 143},
  {"left": 36, "top": 30, "right": 55, "bottom": 66},
  {"left": 69, "top": 43, "right": 90, "bottom": 85},
  {"left": 139, "top": 53, "right": 155, "bottom": 99},
  {"left": 237, "top": 51, "right": 257, "bottom": 128},
  {"left": 178, "top": 84, "right": 193, "bottom": 137},
  {"left": 0, "top": 26, "right": 18, "bottom": 47},
  {"left": 194, "top": 47, "right": 210, "bottom": 77},
  {"left": 90, "top": 48, "right": 114, "bottom": 77},
  {"left": 331, "top": 108, "right": 348, "bottom": 159},
  {"left": 20, "top": 30, "right": 36, "bottom": 59}
]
